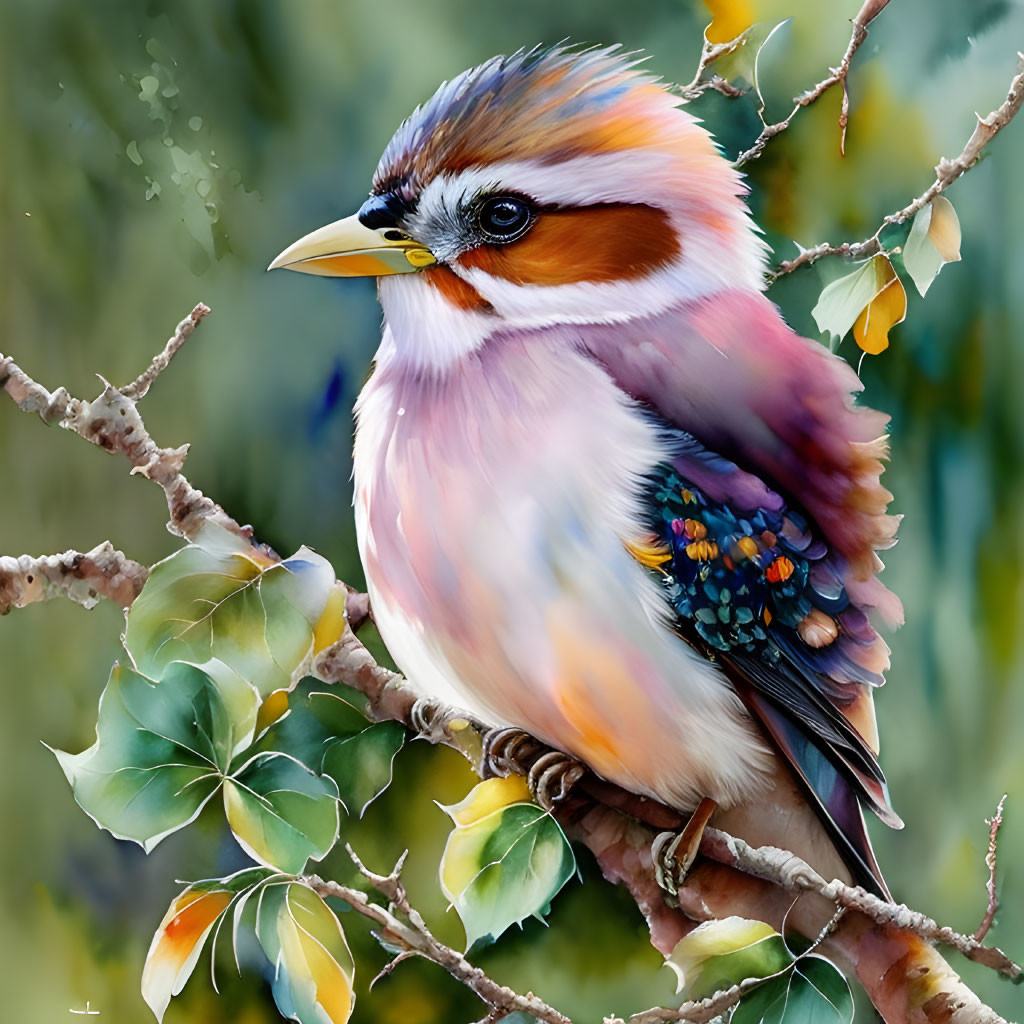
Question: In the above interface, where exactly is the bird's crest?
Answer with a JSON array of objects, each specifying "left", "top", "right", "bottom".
[{"left": 373, "top": 45, "right": 701, "bottom": 198}]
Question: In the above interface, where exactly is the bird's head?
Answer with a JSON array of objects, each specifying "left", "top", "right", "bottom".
[{"left": 271, "top": 46, "right": 766, "bottom": 368}]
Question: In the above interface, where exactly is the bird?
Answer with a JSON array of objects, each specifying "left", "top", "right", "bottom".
[{"left": 269, "top": 45, "right": 905, "bottom": 900}]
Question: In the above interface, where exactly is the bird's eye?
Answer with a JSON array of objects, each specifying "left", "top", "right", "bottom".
[{"left": 478, "top": 196, "right": 533, "bottom": 242}]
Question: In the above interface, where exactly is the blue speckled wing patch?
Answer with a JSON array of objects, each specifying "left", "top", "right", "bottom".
[{"left": 638, "top": 432, "right": 901, "bottom": 896}]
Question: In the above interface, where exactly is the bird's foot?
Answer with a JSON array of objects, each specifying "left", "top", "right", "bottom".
[
  {"left": 480, "top": 728, "right": 585, "bottom": 811},
  {"left": 409, "top": 697, "right": 461, "bottom": 743},
  {"left": 480, "top": 727, "right": 540, "bottom": 778},
  {"left": 652, "top": 796, "right": 718, "bottom": 896},
  {"left": 527, "top": 750, "right": 586, "bottom": 811}
]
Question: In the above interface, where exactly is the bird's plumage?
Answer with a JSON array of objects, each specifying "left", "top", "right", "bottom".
[{"left": 277, "top": 45, "right": 904, "bottom": 898}]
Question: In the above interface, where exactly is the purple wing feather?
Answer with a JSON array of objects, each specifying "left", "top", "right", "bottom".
[{"left": 583, "top": 291, "right": 903, "bottom": 897}]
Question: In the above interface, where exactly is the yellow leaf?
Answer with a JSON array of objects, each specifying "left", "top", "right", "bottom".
[
  {"left": 852, "top": 254, "right": 906, "bottom": 354},
  {"left": 443, "top": 775, "right": 532, "bottom": 827},
  {"left": 279, "top": 886, "right": 355, "bottom": 1024},
  {"left": 255, "top": 688, "right": 290, "bottom": 735},
  {"left": 313, "top": 583, "right": 347, "bottom": 654},
  {"left": 666, "top": 916, "right": 791, "bottom": 998},
  {"left": 703, "top": 0, "right": 755, "bottom": 42}
]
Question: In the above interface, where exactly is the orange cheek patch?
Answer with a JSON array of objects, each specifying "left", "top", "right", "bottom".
[
  {"left": 458, "top": 204, "right": 680, "bottom": 286},
  {"left": 423, "top": 265, "right": 494, "bottom": 312}
]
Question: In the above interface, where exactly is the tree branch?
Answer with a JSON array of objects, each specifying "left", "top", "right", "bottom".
[
  {"left": 692, "top": 827, "right": 1021, "bottom": 981},
  {"left": 0, "top": 543, "right": 148, "bottom": 614},
  {"left": 733, "top": 0, "right": 891, "bottom": 168},
  {"left": 304, "top": 847, "right": 574, "bottom": 1024},
  {"left": 767, "top": 53, "right": 1024, "bottom": 282},
  {"left": 1, "top": 305, "right": 255, "bottom": 546}
]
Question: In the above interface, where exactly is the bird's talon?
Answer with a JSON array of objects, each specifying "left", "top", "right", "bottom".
[
  {"left": 652, "top": 830, "right": 683, "bottom": 896},
  {"left": 527, "top": 750, "right": 586, "bottom": 810},
  {"left": 480, "top": 727, "right": 536, "bottom": 779},
  {"left": 652, "top": 797, "right": 718, "bottom": 895},
  {"left": 410, "top": 697, "right": 447, "bottom": 739}
]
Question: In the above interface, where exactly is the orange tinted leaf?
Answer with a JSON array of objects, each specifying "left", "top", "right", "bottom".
[
  {"left": 852, "top": 255, "right": 906, "bottom": 354},
  {"left": 904, "top": 196, "right": 961, "bottom": 296},
  {"left": 142, "top": 888, "right": 232, "bottom": 1021},
  {"left": 928, "top": 195, "right": 962, "bottom": 263}
]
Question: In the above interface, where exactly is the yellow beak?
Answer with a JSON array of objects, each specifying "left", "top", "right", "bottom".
[{"left": 268, "top": 213, "right": 436, "bottom": 277}]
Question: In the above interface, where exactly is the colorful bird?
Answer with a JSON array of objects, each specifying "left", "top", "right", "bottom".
[{"left": 270, "top": 46, "right": 904, "bottom": 898}]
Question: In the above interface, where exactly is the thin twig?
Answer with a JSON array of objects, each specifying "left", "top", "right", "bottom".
[
  {"left": 672, "top": 30, "right": 751, "bottom": 101},
  {"left": 733, "top": 0, "right": 891, "bottom": 168},
  {"left": 1, "top": 306, "right": 254, "bottom": 545},
  {"left": 0, "top": 543, "right": 148, "bottom": 614},
  {"left": 303, "top": 847, "right": 574, "bottom": 1024},
  {"left": 767, "top": 54, "right": 1024, "bottom": 282},
  {"left": 120, "top": 303, "right": 210, "bottom": 400},
  {"left": 975, "top": 795, "right": 1008, "bottom": 943}
]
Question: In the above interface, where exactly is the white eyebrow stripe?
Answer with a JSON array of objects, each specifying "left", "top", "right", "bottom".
[{"left": 413, "top": 151, "right": 684, "bottom": 215}]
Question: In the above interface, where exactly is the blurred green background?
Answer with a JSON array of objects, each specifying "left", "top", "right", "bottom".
[{"left": 1, "top": 0, "right": 1022, "bottom": 1020}]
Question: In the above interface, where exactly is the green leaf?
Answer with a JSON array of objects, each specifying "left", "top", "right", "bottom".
[
  {"left": 224, "top": 752, "right": 339, "bottom": 872},
  {"left": 247, "top": 680, "right": 369, "bottom": 773},
  {"left": 124, "top": 522, "right": 338, "bottom": 699},
  {"left": 903, "top": 195, "right": 962, "bottom": 297},
  {"left": 51, "top": 662, "right": 236, "bottom": 850},
  {"left": 439, "top": 777, "right": 575, "bottom": 950},
  {"left": 787, "top": 957, "right": 854, "bottom": 1024},
  {"left": 322, "top": 720, "right": 405, "bottom": 817},
  {"left": 731, "top": 956, "right": 853, "bottom": 1024},
  {"left": 256, "top": 882, "right": 355, "bottom": 1024},
  {"left": 666, "top": 917, "right": 792, "bottom": 1000},
  {"left": 812, "top": 259, "right": 884, "bottom": 344}
]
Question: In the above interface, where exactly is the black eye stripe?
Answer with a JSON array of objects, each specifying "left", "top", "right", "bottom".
[{"left": 478, "top": 195, "right": 534, "bottom": 243}]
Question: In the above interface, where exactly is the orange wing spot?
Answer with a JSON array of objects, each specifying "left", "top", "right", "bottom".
[
  {"left": 624, "top": 537, "right": 673, "bottom": 568},
  {"left": 682, "top": 518, "right": 707, "bottom": 540},
  {"left": 681, "top": 488, "right": 695, "bottom": 504},
  {"left": 763, "top": 608, "right": 773, "bottom": 625},
  {"left": 685, "top": 539, "right": 719, "bottom": 562},
  {"left": 765, "top": 556, "right": 794, "bottom": 583},
  {"left": 734, "top": 535, "right": 759, "bottom": 560},
  {"left": 423, "top": 265, "right": 494, "bottom": 312},
  {"left": 458, "top": 204, "right": 679, "bottom": 286}
]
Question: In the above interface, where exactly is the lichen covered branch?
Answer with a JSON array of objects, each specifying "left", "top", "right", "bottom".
[
  {"left": 120, "top": 302, "right": 210, "bottom": 400},
  {"left": 0, "top": 543, "right": 148, "bottom": 614}
]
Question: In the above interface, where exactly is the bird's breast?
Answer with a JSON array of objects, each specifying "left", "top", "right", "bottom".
[{"left": 352, "top": 325, "right": 771, "bottom": 809}]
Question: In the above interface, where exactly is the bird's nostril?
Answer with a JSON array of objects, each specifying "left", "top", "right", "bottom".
[{"left": 383, "top": 229, "right": 408, "bottom": 242}]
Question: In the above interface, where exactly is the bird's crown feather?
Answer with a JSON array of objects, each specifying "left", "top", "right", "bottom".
[{"left": 374, "top": 45, "right": 700, "bottom": 198}]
